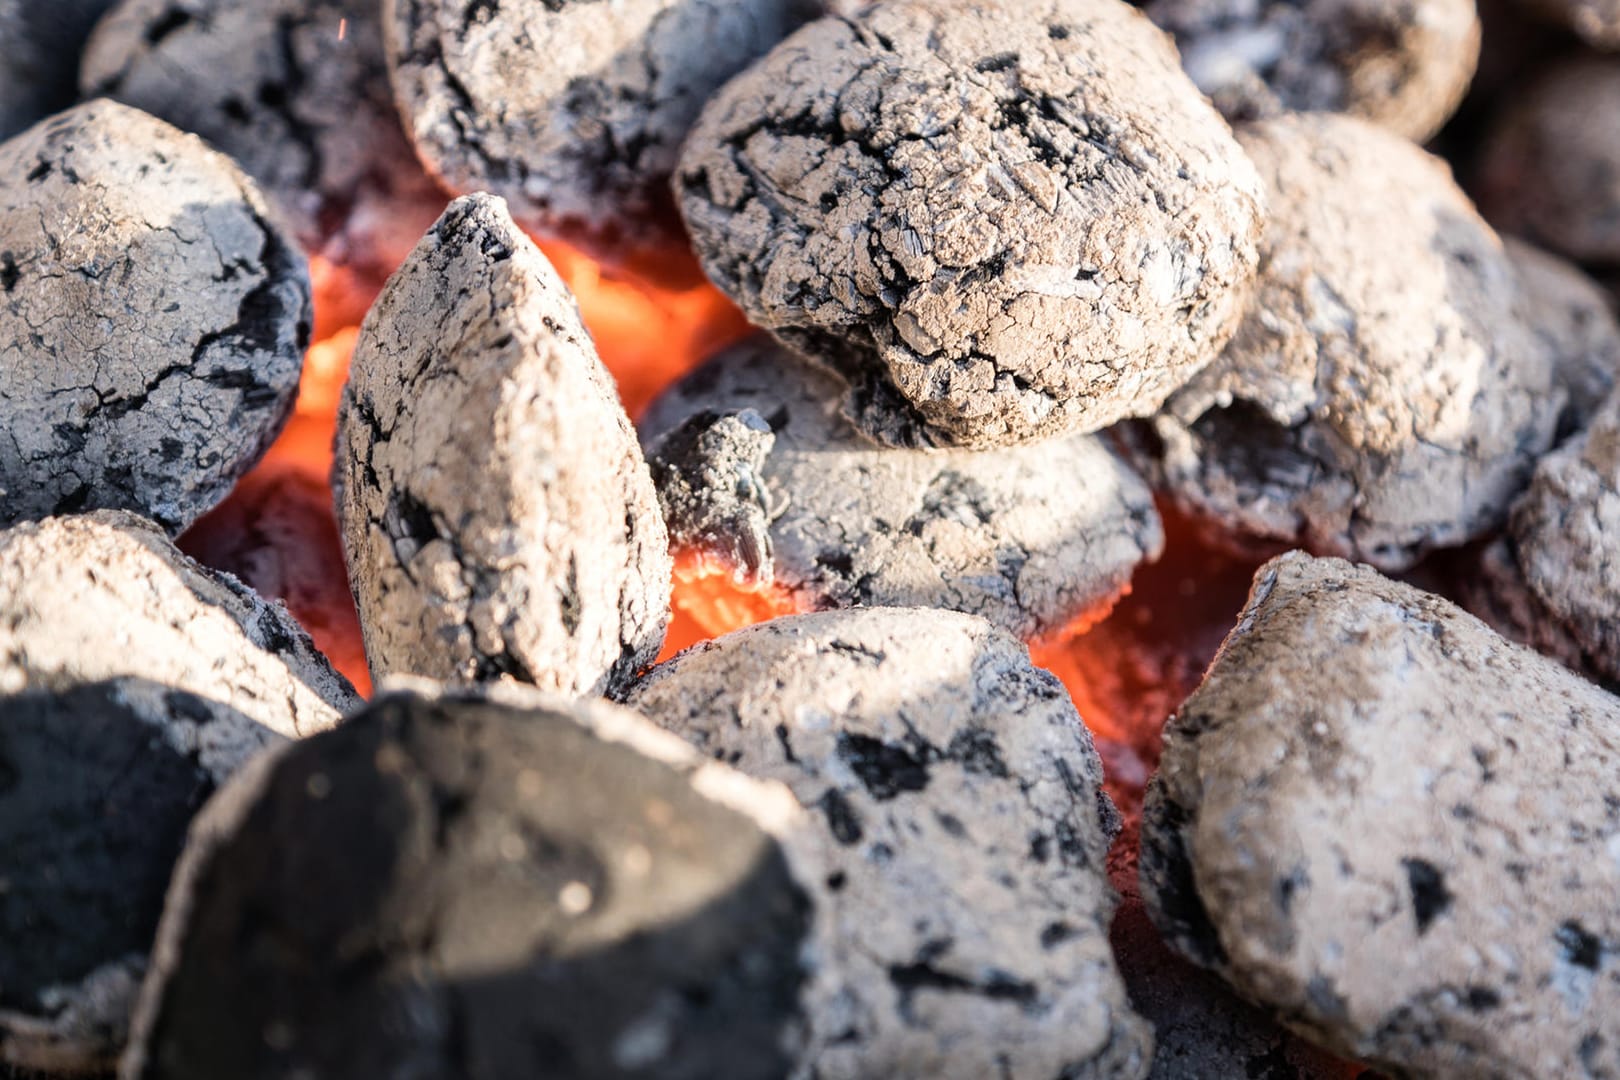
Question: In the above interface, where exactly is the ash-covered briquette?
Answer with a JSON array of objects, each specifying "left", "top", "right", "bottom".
[
  {"left": 0, "top": 512, "right": 357, "bottom": 738},
  {"left": 1508, "top": 237, "right": 1620, "bottom": 438},
  {"left": 0, "top": 0, "right": 118, "bottom": 139},
  {"left": 641, "top": 336, "right": 1163, "bottom": 640},
  {"left": 80, "top": 0, "right": 446, "bottom": 278},
  {"left": 1516, "top": 0, "right": 1620, "bottom": 49},
  {"left": 1477, "top": 55, "right": 1620, "bottom": 266},
  {"left": 0, "top": 680, "right": 277, "bottom": 1076},
  {"left": 1140, "top": 552, "right": 1620, "bottom": 1078},
  {"left": 336, "top": 194, "right": 671, "bottom": 696},
  {"left": 122, "top": 683, "right": 822, "bottom": 1080},
  {"left": 1131, "top": 113, "right": 1559, "bottom": 572},
  {"left": 622, "top": 608, "right": 1152, "bottom": 1079},
  {"left": 1144, "top": 0, "right": 1479, "bottom": 141},
  {"left": 383, "top": 0, "right": 820, "bottom": 257},
  {"left": 675, "top": 0, "right": 1266, "bottom": 450},
  {"left": 0, "top": 100, "right": 310, "bottom": 536}
]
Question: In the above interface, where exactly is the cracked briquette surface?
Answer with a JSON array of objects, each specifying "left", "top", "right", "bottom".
[
  {"left": 640, "top": 335, "right": 1164, "bottom": 641},
  {"left": 0, "top": 0, "right": 119, "bottom": 140},
  {"left": 383, "top": 0, "right": 820, "bottom": 257},
  {"left": 0, "top": 680, "right": 272, "bottom": 1075},
  {"left": 335, "top": 193, "right": 671, "bottom": 697},
  {"left": 0, "top": 100, "right": 310, "bottom": 536},
  {"left": 0, "top": 511, "right": 358, "bottom": 739},
  {"left": 1516, "top": 0, "right": 1620, "bottom": 48},
  {"left": 1476, "top": 55, "right": 1620, "bottom": 266},
  {"left": 122, "top": 684, "right": 822, "bottom": 1080},
  {"left": 1143, "top": 0, "right": 1479, "bottom": 142},
  {"left": 81, "top": 0, "right": 447, "bottom": 277},
  {"left": 622, "top": 608, "right": 1152, "bottom": 1079},
  {"left": 1507, "top": 237, "right": 1620, "bottom": 440},
  {"left": 1140, "top": 552, "right": 1620, "bottom": 1078},
  {"left": 1130, "top": 113, "right": 1558, "bottom": 572},
  {"left": 674, "top": 0, "right": 1266, "bottom": 450}
]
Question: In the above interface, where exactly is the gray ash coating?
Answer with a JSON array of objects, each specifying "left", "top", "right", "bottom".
[
  {"left": 0, "top": 0, "right": 118, "bottom": 139},
  {"left": 1140, "top": 553, "right": 1620, "bottom": 1078},
  {"left": 1476, "top": 55, "right": 1620, "bottom": 266},
  {"left": 623, "top": 608, "right": 1152, "bottom": 1079},
  {"left": 1144, "top": 0, "right": 1480, "bottom": 142},
  {"left": 641, "top": 336, "right": 1164, "bottom": 640},
  {"left": 675, "top": 0, "right": 1265, "bottom": 450},
  {"left": 80, "top": 0, "right": 446, "bottom": 278},
  {"left": 383, "top": 0, "right": 820, "bottom": 259},
  {"left": 1130, "top": 113, "right": 1559, "bottom": 572},
  {"left": 0, "top": 680, "right": 269, "bottom": 1075},
  {"left": 336, "top": 194, "right": 670, "bottom": 696},
  {"left": 1507, "top": 237, "right": 1620, "bottom": 439},
  {"left": 123, "top": 686, "right": 819, "bottom": 1080},
  {"left": 0, "top": 100, "right": 310, "bottom": 536}
]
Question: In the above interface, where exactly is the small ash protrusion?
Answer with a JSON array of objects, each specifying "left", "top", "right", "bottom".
[
  {"left": 1131, "top": 113, "right": 1560, "bottom": 571},
  {"left": 1140, "top": 552, "right": 1620, "bottom": 1077},
  {"left": 122, "top": 683, "right": 824, "bottom": 1080},
  {"left": 0, "top": 680, "right": 277, "bottom": 1075},
  {"left": 675, "top": 0, "right": 1266, "bottom": 450},
  {"left": 0, "top": 0, "right": 118, "bottom": 139},
  {"left": 1144, "top": 0, "right": 1480, "bottom": 141},
  {"left": 0, "top": 512, "right": 358, "bottom": 737},
  {"left": 336, "top": 194, "right": 671, "bottom": 696},
  {"left": 623, "top": 607, "right": 1152, "bottom": 1078},
  {"left": 383, "top": 0, "right": 820, "bottom": 258},
  {"left": 0, "top": 100, "right": 310, "bottom": 535},
  {"left": 642, "top": 336, "right": 1164, "bottom": 641},
  {"left": 1476, "top": 55, "right": 1620, "bottom": 266},
  {"left": 1507, "top": 236, "right": 1620, "bottom": 439},
  {"left": 81, "top": 0, "right": 446, "bottom": 279}
]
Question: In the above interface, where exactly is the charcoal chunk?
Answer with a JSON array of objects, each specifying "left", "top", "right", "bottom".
[
  {"left": 122, "top": 683, "right": 823, "bottom": 1080},
  {"left": 1514, "top": 0, "right": 1620, "bottom": 50},
  {"left": 641, "top": 336, "right": 1164, "bottom": 640},
  {"left": 1507, "top": 237, "right": 1620, "bottom": 438},
  {"left": 336, "top": 194, "right": 670, "bottom": 695},
  {"left": 1133, "top": 114, "right": 1559, "bottom": 571},
  {"left": 1140, "top": 553, "right": 1620, "bottom": 1077},
  {"left": 623, "top": 608, "right": 1152, "bottom": 1078},
  {"left": 0, "top": 0, "right": 119, "bottom": 139},
  {"left": 675, "top": 0, "right": 1266, "bottom": 449},
  {"left": 0, "top": 101, "right": 310, "bottom": 535}
]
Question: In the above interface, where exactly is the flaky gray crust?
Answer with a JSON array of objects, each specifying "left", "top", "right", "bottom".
[
  {"left": 336, "top": 194, "right": 671, "bottom": 696},
  {"left": 0, "top": 100, "right": 309, "bottom": 535},
  {"left": 675, "top": 0, "right": 1266, "bottom": 449}
]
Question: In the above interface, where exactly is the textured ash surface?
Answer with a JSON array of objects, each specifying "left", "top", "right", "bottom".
[
  {"left": 642, "top": 335, "right": 1164, "bottom": 640},
  {"left": 336, "top": 194, "right": 670, "bottom": 696},
  {"left": 1508, "top": 237, "right": 1620, "bottom": 439},
  {"left": 384, "top": 0, "right": 819, "bottom": 256},
  {"left": 1140, "top": 553, "right": 1620, "bottom": 1078},
  {"left": 0, "top": 0, "right": 118, "bottom": 139},
  {"left": 1145, "top": 0, "right": 1479, "bottom": 142},
  {"left": 123, "top": 685, "right": 820, "bottom": 1080},
  {"left": 82, "top": 0, "right": 446, "bottom": 276},
  {"left": 676, "top": 0, "right": 1265, "bottom": 449},
  {"left": 623, "top": 608, "right": 1152, "bottom": 1079},
  {"left": 0, "top": 680, "right": 265, "bottom": 1075},
  {"left": 0, "top": 101, "right": 310, "bottom": 535},
  {"left": 0, "top": 512, "right": 357, "bottom": 739},
  {"left": 1134, "top": 114, "right": 1557, "bottom": 571},
  {"left": 1477, "top": 56, "right": 1620, "bottom": 265}
]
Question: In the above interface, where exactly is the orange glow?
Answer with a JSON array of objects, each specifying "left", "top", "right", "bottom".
[{"left": 658, "top": 550, "right": 804, "bottom": 662}]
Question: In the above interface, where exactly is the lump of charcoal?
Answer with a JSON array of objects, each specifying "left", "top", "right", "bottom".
[
  {"left": 622, "top": 607, "right": 1153, "bottom": 1079},
  {"left": 1132, "top": 113, "right": 1557, "bottom": 571},
  {"left": 1139, "top": 552, "right": 1620, "bottom": 1078},
  {"left": 122, "top": 682, "right": 824, "bottom": 1080},
  {"left": 81, "top": 0, "right": 446, "bottom": 279},
  {"left": 641, "top": 335, "right": 1164, "bottom": 641},
  {"left": 384, "top": 0, "right": 820, "bottom": 257},
  {"left": 0, "top": 680, "right": 277, "bottom": 1075},
  {"left": 1508, "top": 237, "right": 1620, "bottom": 439},
  {"left": 675, "top": 0, "right": 1266, "bottom": 450},
  {"left": 336, "top": 194, "right": 671, "bottom": 696},
  {"left": 0, "top": 100, "right": 309, "bottom": 536},
  {"left": 1476, "top": 56, "right": 1620, "bottom": 265},
  {"left": 0, "top": 0, "right": 118, "bottom": 139},
  {"left": 0, "top": 512, "right": 357, "bottom": 738},
  {"left": 1516, "top": 0, "right": 1620, "bottom": 48},
  {"left": 1144, "top": 0, "right": 1479, "bottom": 142}
]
